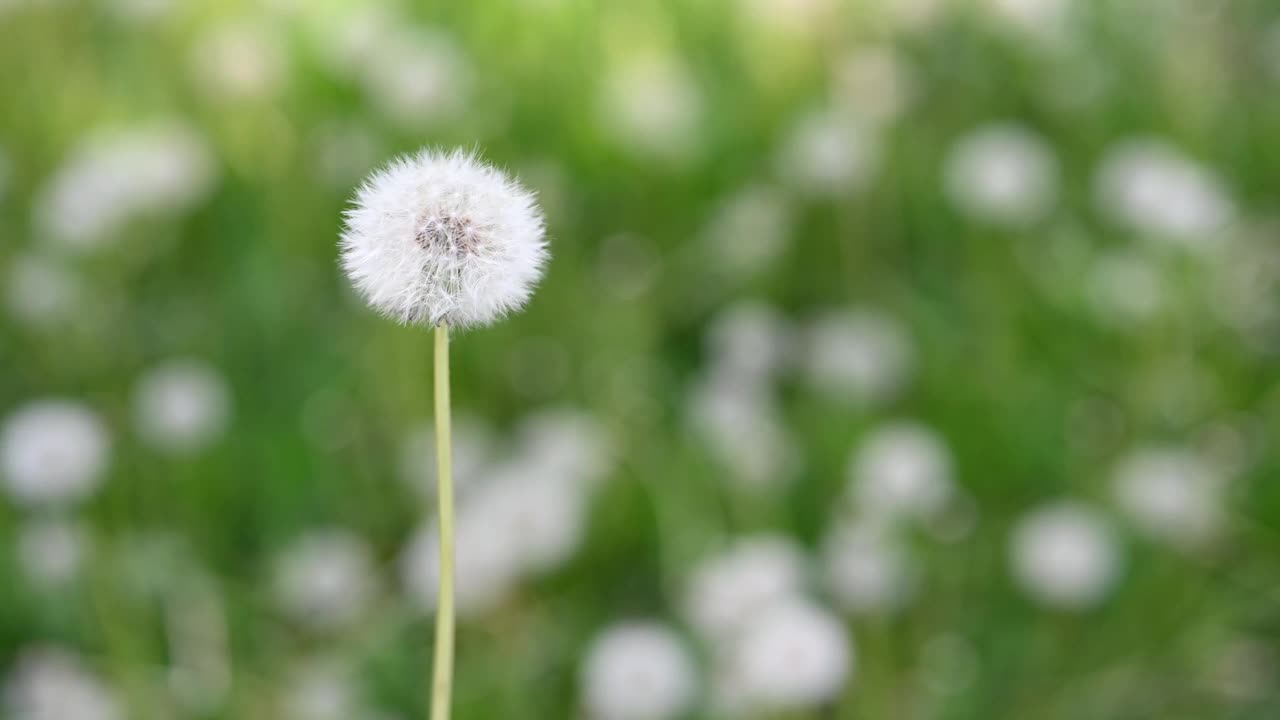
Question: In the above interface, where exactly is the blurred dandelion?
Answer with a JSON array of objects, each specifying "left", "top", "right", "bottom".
[
  {"left": 700, "top": 184, "right": 793, "bottom": 283},
  {"left": 684, "top": 535, "right": 809, "bottom": 645},
  {"left": 1, "top": 400, "right": 110, "bottom": 509},
  {"left": 801, "top": 308, "right": 913, "bottom": 406},
  {"left": 342, "top": 146, "right": 546, "bottom": 720},
  {"left": 776, "top": 109, "right": 880, "bottom": 197},
  {"left": 273, "top": 529, "right": 377, "bottom": 632},
  {"left": 1095, "top": 138, "right": 1235, "bottom": 246},
  {"left": 581, "top": 622, "right": 698, "bottom": 720},
  {"left": 133, "top": 359, "right": 232, "bottom": 456},
  {"left": 34, "top": 123, "right": 215, "bottom": 252},
  {"left": 4, "top": 647, "right": 120, "bottom": 720},
  {"left": 849, "top": 421, "right": 955, "bottom": 522},
  {"left": 723, "top": 599, "right": 853, "bottom": 712},
  {"left": 1009, "top": 501, "right": 1121, "bottom": 610},
  {"left": 821, "top": 519, "right": 917, "bottom": 615},
  {"left": 944, "top": 123, "right": 1059, "bottom": 227},
  {"left": 1111, "top": 447, "right": 1224, "bottom": 551}
]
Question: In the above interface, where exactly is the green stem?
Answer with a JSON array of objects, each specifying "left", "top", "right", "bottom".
[{"left": 430, "top": 322, "right": 455, "bottom": 720}]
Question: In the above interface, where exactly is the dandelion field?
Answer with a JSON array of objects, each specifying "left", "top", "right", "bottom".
[{"left": 2, "top": 0, "right": 1280, "bottom": 718}]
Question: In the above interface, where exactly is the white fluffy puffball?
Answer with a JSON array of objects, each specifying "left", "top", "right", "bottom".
[{"left": 340, "top": 148, "right": 548, "bottom": 328}]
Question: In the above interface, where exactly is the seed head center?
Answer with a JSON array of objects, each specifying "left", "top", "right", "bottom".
[{"left": 417, "top": 214, "right": 481, "bottom": 257}]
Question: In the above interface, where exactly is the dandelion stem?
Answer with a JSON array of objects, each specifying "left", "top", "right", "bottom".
[{"left": 430, "top": 321, "right": 455, "bottom": 720}]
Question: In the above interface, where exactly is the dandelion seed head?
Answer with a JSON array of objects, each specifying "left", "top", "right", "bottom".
[
  {"left": 1010, "top": 501, "right": 1121, "bottom": 610},
  {"left": 581, "top": 622, "right": 698, "bottom": 720},
  {"left": 1, "top": 400, "right": 110, "bottom": 509},
  {"left": 726, "top": 600, "right": 853, "bottom": 711},
  {"left": 944, "top": 123, "right": 1058, "bottom": 227},
  {"left": 133, "top": 359, "right": 232, "bottom": 455},
  {"left": 685, "top": 535, "right": 809, "bottom": 644},
  {"left": 850, "top": 422, "right": 954, "bottom": 521},
  {"left": 341, "top": 148, "right": 548, "bottom": 328},
  {"left": 1112, "top": 447, "right": 1223, "bottom": 550},
  {"left": 273, "top": 530, "right": 376, "bottom": 631},
  {"left": 5, "top": 647, "right": 120, "bottom": 720}
]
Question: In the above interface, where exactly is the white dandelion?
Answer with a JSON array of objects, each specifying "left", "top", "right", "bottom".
[
  {"left": 726, "top": 599, "right": 853, "bottom": 711},
  {"left": 599, "top": 53, "right": 703, "bottom": 163},
  {"left": 684, "top": 535, "right": 809, "bottom": 645},
  {"left": 398, "top": 415, "right": 494, "bottom": 499},
  {"left": 514, "top": 407, "right": 614, "bottom": 487},
  {"left": 16, "top": 517, "right": 86, "bottom": 589},
  {"left": 4, "top": 647, "right": 120, "bottom": 720},
  {"left": 1095, "top": 138, "right": 1235, "bottom": 246},
  {"left": 1085, "top": 248, "right": 1165, "bottom": 326},
  {"left": 801, "top": 308, "right": 913, "bottom": 406},
  {"left": 944, "top": 123, "right": 1059, "bottom": 227},
  {"left": 849, "top": 421, "right": 954, "bottom": 522},
  {"left": 34, "top": 123, "right": 215, "bottom": 252},
  {"left": 688, "top": 375, "right": 796, "bottom": 490},
  {"left": 581, "top": 622, "right": 698, "bottom": 720},
  {"left": 1009, "top": 501, "right": 1121, "bottom": 610},
  {"left": 776, "top": 109, "right": 880, "bottom": 197},
  {"left": 5, "top": 254, "right": 81, "bottom": 329},
  {"left": 273, "top": 530, "right": 377, "bottom": 631},
  {"left": 700, "top": 183, "right": 793, "bottom": 281},
  {"left": 1111, "top": 447, "right": 1223, "bottom": 550},
  {"left": 1, "top": 400, "right": 110, "bottom": 509},
  {"left": 133, "top": 359, "right": 232, "bottom": 455},
  {"left": 361, "top": 29, "right": 470, "bottom": 129},
  {"left": 704, "top": 300, "right": 794, "bottom": 385},
  {"left": 822, "top": 520, "right": 917, "bottom": 615},
  {"left": 341, "top": 148, "right": 547, "bottom": 328},
  {"left": 190, "top": 21, "right": 287, "bottom": 101}
]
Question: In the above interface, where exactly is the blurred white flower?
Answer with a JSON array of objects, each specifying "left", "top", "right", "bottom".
[
  {"left": 5, "top": 254, "right": 80, "bottom": 329},
  {"left": 34, "top": 123, "right": 216, "bottom": 252},
  {"left": 1009, "top": 501, "right": 1121, "bottom": 610},
  {"left": 849, "top": 421, "right": 954, "bottom": 521},
  {"left": 401, "top": 495, "right": 521, "bottom": 618},
  {"left": 362, "top": 30, "right": 470, "bottom": 128},
  {"left": 1095, "top": 138, "right": 1235, "bottom": 246},
  {"left": 984, "top": 0, "right": 1070, "bottom": 37},
  {"left": 398, "top": 415, "right": 494, "bottom": 498},
  {"left": 282, "top": 660, "right": 360, "bottom": 720},
  {"left": 701, "top": 184, "right": 793, "bottom": 281},
  {"left": 16, "top": 517, "right": 85, "bottom": 588},
  {"left": 832, "top": 47, "right": 917, "bottom": 127},
  {"left": 684, "top": 535, "right": 808, "bottom": 645},
  {"left": 482, "top": 466, "right": 588, "bottom": 574},
  {"left": 273, "top": 529, "right": 376, "bottom": 631},
  {"left": 581, "top": 622, "right": 698, "bottom": 720},
  {"left": 600, "top": 54, "right": 703, "bottom": 162},
  {"left": 822, "top": 520, "right": 916, "bottom": 614},
  {"left": 726, "top": 599, "right": 852, "bottom": 711},
  {"left": 705, "top": 301, "right": 794, "bottom": 385},
  {"left": 801, "top": 308, "right": 913, "bottom": 406},
  {"left": 340, "top": 148, "right": 548, "bottom": 328},
  {"left": 1111, "top": 447, "right": 1223, "bottom": 550},
  {"left": 1085, "top": 248, "right": 1165, "bottom": 326},
  {"left": 1, "top": 400, "right": 110, "bottom": 509},
  {"left": 133, "top": 359, "right": 232, "bottom": 455},
  {"left": 4, "top": 647, "right": 120, "bottom": 720},
  {"left": 688, "top": 375, "right": 795, "bottom": 489},
  {"left": 737, "top": 0, "right": 834, "bottom": 33},
  {"left": 944, "top": 123, "right": 1059, "bottom": 227},
  {"left": 776, "top": 109, "right": 880, "bottom": 197},
  {"left": 190, "top": 21, "right": 287, "bottom": 101},
  {"left": 515, "top": 407, "right": 614, "bottom": 486}
]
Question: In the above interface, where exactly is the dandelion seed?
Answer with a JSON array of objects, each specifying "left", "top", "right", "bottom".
[
  {"left": 581, "top": 622, "right": 698, "bottom": 720},
  {"left": 1, "top": 400, "right": 110, "bottom": 509}
]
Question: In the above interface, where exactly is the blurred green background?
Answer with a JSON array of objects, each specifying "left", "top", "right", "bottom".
[{"left": 1, "top": 0, "right": 1279, "bottom": 718}]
